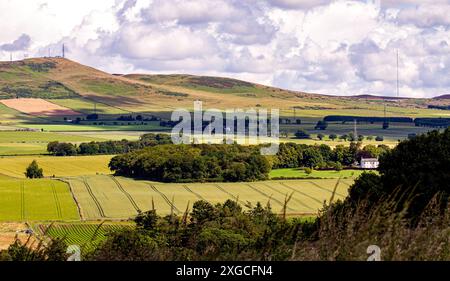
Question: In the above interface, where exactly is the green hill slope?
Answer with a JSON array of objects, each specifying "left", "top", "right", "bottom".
[{"left": 0, "top": 57, "right": 448, "bottom": 120}]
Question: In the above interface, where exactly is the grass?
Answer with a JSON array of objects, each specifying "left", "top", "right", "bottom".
[
  {"left": 280, "top": 122, "right": 437, "bottom": 141},
  {"left": 0, "top": 155, "right": 113, "bottom": 178},
  {"left": 18, "top": 123, "right": 167, "bottom": 132},
  {"left": 0, "top": 179, "right": 79, "bottom": 221},
  {"left": 0, "top": 131, "right": 105, "bottom": 156},
  {"left": 0, "top": 143, "right": 48, "bottom": 156},
  {"left": 57, "top": 131, "right": 143, "bottom": 141},
  {"left": 269, "top": 168, "right": 366, "bottom": 179},
  {"left": 47, "top": 98, "right": 129, "bottom": 115},
  {"left": 66, "top": 175, "right": 352, "bottom": 220},
  {"left": 0, "top": 131, "right": 103, "bottom": 143}
]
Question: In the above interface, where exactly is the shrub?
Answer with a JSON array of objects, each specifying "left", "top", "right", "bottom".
[
  {"left": 25, "top": 160, "right": 43, "bottom": 179},
  {"left": 295, "top": 129, "right": 311, "bottom": 139},
  {"left": 304, "top": 167, "right": 313, "bottom": 175}
]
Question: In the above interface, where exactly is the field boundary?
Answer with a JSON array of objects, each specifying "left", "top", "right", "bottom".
[
  {"left": 59, "top": 179, "right": 84, "bottom": 221},
  {"left": 148, "top": 185, "right": 180, "bottom": 214},
  {"left": 82, "top": 177, "right": 106, "bottom": 218},
  {"left": 109, "top": 176, "right": 140, "bottom": 212}
]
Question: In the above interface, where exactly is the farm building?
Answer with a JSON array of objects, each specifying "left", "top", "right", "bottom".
[{"left": 360, "top": 158, "right": 379, "bottom": 169}]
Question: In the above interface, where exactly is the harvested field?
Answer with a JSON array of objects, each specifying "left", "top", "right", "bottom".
[{"left": 0, "top": 98, "right": 81, "bottom": 116}]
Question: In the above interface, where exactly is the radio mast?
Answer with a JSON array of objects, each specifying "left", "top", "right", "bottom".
[{"left": 396, "top": 49, "right": 399, "bottom": 98}]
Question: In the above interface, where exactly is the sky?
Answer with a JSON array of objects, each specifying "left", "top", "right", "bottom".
[{"left": 0, "top": 0, "right": 449, "bottom": 98}]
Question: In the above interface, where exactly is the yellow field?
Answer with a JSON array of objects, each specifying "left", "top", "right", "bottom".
[
  {"left": 0, "top": 155, "right": 113, "bottom": 178},
  {"left": 65, "top": 175, "right": 351, "bottom": 219}
]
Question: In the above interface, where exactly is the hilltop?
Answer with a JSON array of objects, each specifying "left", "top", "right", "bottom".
[{"left": 0, "top": 57, "right": 448, "bottom": 119}]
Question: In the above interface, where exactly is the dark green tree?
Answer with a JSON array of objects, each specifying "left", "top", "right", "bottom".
[{"left": 25, "top": 160, "right": 43, "bottom": 179}]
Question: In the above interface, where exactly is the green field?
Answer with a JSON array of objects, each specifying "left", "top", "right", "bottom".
[
  {"left": 270, "top": 168, "right": 366, "bottom": 179},
  {"left": 66, "top": 175, "right": 352, "bottom": 219},
  {"left": 18, "top": 123, "right": 167, "bottom": 132},
  {"left": 0, "top": 143, "right": 48, "bottom": 156},
  {"left": 0, "top": 155, "right": 113, "bottom": 178},
  {"left": 0, "top": 131, "right": 106, "bottom": 156},
  {"left": 0, "top": 179, "right": 79, "bottom": 221},
  {"left": 48, "top": 98, "right": 129, "bottom": 115},
  {"left": 0, "top": 131, "right": 103, "bottom": 143},
  {"left": 38, "top": 223, "right": 132, "bottom": 251},
  {"left": 58, "top": 131, "right": 143, "bottom": 141}
]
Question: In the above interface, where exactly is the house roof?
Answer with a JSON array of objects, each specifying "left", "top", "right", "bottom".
[{"left": 361, "top": 158, "right": 379, "bottom": 162}]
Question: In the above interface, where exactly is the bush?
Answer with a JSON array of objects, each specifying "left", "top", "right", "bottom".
[
  {"left": 304, "top": 167, "right": 313, "bottom": 175},
  {"left": 375, "top": 136, "right": 384, "bottom": 141},
  {"left": 334, "top": 162, "right": 343, "bottom": 171},
  {"left": 329, "top": 134, "right": 337, "bottom": 140},
  {"left": 295, "top": 129, "right": 310, "bottom": 139},
  {"left": 25, "top": 160, "right": 43, "bottom": 179},
  {"left": 317, "top": 133, "right": 325, "bottom": 140}
]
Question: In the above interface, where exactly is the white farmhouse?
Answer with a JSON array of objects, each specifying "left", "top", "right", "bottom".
[{"left": 360, "top": 158, "right": 379, "bottom": 169}]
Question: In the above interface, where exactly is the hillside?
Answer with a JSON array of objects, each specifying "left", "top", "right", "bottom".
[{"left": 0, "top": 57, "right": 448, "bottom": 120}]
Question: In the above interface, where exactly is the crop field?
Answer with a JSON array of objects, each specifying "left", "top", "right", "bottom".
[
  {"left": 0, "top": 179, "right": 79, "bottom": 221},
  {"left": 0, "top": 223, "right": 35, "bottom": 250},
  {"left": 48, "top": 98, "right": 129, "bottom": 115},
  {"left": 0, "top": 98, "right": 81, "bottom": 117},
  {"left": 0, "top": 131, "right": 103, "bottom": 143},
  {"left": 58, "top": 131, "right": 143, "bottom": 141},
  {"left": 0, "top": 155, "right": 113, "bottom": 178},
  {"left": 0, "top": 143, "right": 48, "bottom": 156},
  {"left": 18, "top": 123, "right": 166, "bottom": 132},
  {"left": 37, "top": 223, "right": 132, "bottom": 251},
  {"left": 0, "top": 131, "right": 104, "bottom": 156},
  {"left": 280, "top": 122, "right": 436, "bottom": 141},
  {"left": 270, "top": 169, "right": 366, "bottom": 179},
  {"left": 66, "top": 175, "right": 351, "bottom": 219}
]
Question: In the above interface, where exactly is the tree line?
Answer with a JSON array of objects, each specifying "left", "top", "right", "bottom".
[
  {"left": 109, "top": 144, "right": 271, "bottom": 182},
  {"left": 46, "top": 133, "right": 172, "bottom": 156},
  {"left": 272, "top": 142, "right": 390, "bottom": 170}
]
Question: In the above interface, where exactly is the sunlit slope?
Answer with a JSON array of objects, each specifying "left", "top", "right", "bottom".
[{"left": 0, "top": 57, "right": 447, "bottom": 117}]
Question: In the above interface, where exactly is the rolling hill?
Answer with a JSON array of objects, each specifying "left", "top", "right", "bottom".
[{"left": 0, "top": 57, "right": 448, "bottom": 122}]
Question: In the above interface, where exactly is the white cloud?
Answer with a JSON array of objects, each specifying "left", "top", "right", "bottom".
[
  {"left": 268, "top": 0, "right": 330, "bottom": 9},
  {"left": 0, "top": 0, "right": 448, "bottom": 98},
  {"left": 397, "top": 3, "right": 450, "bottom": 28},
  {"left": 108, "top": 24, "right": 218, "bottom": 60}
]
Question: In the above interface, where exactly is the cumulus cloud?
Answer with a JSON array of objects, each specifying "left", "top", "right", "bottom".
[
  {"left": 107, "top": 24, "right": 218, "bottom": 60},
  {"left": 0, "top": 0, "right": 448, "bottom": 98},
  {"left": 0, "top": 34, "right": 31, "bottom": 51},
  {"left": 397, "top": 4, "right": 450, "bottom": 28},
  {"left": 268, "top": 0, "right": 330, "bottom": 9}
]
